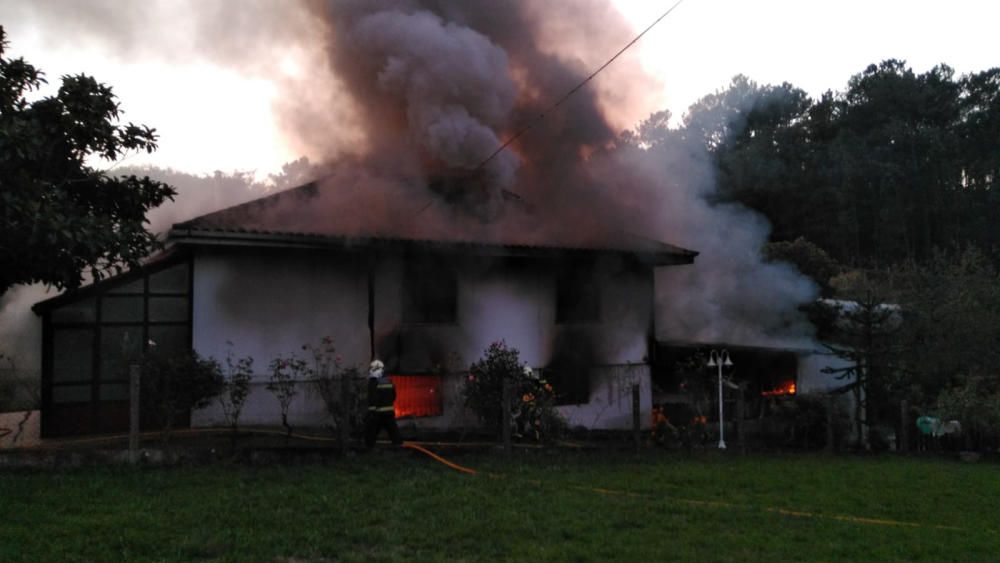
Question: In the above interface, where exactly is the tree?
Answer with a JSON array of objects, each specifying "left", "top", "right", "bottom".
[
  {"left": 0, "top": 27, "right": 175, "bottom": 295},
  {"left": 822, "top": 291, "right": 901, "bottom": 450},
  {"left": 890, "top": 247, "right": 1000, "bottom": 410},
  {"left": 833, "top": 60, "right": 962, "bottom": 263},
  {"left": 764, "top": 237, "right": 841, "bottom": 297}
]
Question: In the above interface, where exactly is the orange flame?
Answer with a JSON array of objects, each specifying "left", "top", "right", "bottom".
[{"left": 762, "top": 380, "right": 797, "bottom": 397}]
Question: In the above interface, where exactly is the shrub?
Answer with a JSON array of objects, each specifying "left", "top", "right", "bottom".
[
  {"left": 306, "top": 337, "right": 366, "bottom": 447},
  {"left": 218, "top": 344, "right": 254, "bottom": 436},
  {"left": 763, "top": 393, "right": 847, "bottom": 449},
  {"left": 141, "top": 350, "right": 224, "bottom": 438},
  {"left": 934, "top": 373, "right": 1000, "bottom": 448},
  {"left": 267, "top": 356, "right": 305, "bottom": 437},
  {"left": 465, "top": 340, "right": 565, "bottom": 442}
]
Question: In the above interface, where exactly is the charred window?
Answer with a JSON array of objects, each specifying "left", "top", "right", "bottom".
[
  {"left": 544, "top": 369, "right": 590, "bottom": 406},
  {"left": 555, "top": 264, "right": 600, "bottom": 324},
  {"left": 389, "top": 374, "right": 443, "bottom": 418},
  {"left": 402, "top": 258, "right": 457, "bottom": 324}
]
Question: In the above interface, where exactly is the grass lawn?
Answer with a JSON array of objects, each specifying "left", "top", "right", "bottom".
[{"left": 1, "top": 448, "right": 998, "bottom": 561}]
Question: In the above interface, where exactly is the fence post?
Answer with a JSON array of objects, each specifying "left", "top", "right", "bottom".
[
  {"left": 899, "top": 400, "right": 909, "bottom": 453},
  {"left": 736, "top": 383, "right": 746, "bottom": 455},
  {"left": 825, "top": 394, "right": 835, "bottom": 455},
  {"left": 339, "top": 373, "right": 351, "bottom": 455},
  {"left": 632, "top": 384, "right": 641, "bottom": 452},
  {"left": 502, "top": 376, "right": 512, "bottom": 456},
  {"left": 129, "top": 364, "right": 141, "bottom": 465}
]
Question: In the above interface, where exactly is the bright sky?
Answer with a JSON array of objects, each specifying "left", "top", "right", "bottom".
[{"left": 3, "top": 0, "right": 998, "bottom": 177}]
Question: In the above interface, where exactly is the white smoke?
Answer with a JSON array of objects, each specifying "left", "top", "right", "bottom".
[{"left": 597, "top": 126, "right": 819, "bottom": 348}]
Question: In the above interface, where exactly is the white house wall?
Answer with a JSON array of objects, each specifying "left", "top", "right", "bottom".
[
  {"left": 191, "top": 247, "right": 658, "bottom": 430},
  {"left": 190, "top": 247, "right": 370, "bottom": 428}
]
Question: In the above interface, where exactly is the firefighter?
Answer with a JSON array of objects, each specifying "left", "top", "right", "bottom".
[{"left": 365, "top": 359, "right": 402, "bottom": 448}]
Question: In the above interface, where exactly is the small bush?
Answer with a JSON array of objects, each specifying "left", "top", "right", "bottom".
[
  {"left": 218, "top": 344, "right": 254, "bottom": 436},
  {"left": 762, "top": 393, "right": 847, "bottom": 449},
  {"left": 267, "top": 356, "right": 305, "bottom": 437},
  {"left": 306, "top": 337, "right": 367, "bottom": 444},
  {"left": 141, "top": 350, "right": 224, "bottom": 437},
  {"left": 465, "top": 340, "right": 565, "bottom": 442}
]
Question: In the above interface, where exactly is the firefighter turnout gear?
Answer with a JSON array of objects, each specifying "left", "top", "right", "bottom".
[{"left": 365, "top": 365, "right": 402, "bottom": 447}]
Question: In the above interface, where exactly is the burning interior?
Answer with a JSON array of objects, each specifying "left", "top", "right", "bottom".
[{"left": 652, "top": 341, "right": 802, "bottom": 426}]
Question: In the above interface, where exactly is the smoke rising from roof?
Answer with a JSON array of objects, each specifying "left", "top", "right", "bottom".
[{"left": 1, "top": 0, "right": 819, "bottom": 363}]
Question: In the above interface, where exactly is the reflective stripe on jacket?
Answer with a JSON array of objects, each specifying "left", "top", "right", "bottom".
[{"left": 368, "top": 376, "right": 397, "bottom": 413}]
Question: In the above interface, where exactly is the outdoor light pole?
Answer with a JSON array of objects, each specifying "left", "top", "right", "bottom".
[{"left": 707, "top": 349, "right": 733, "bottom": 450}]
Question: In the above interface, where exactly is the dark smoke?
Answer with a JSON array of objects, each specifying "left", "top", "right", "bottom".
[
  {"left": 309, "top": 0, "right": 652, "bottom": 220},
  {"left": 305, "top": 1, "right": 817, "bottom": 347}
]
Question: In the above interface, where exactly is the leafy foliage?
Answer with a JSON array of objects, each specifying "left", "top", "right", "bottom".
[
  {"left": 764, "top": 237, "right": 841, "bottom": 297},
  {"left": 218, "top": 344, "right": 254, "bottom": 436},
  {"left": 934, "top": 375, "right": 1000, "bottom": 443},
  {"left": 635, "top": 61, "right": 1000, "bottom": 267},
  {"left": 141, "top": 350, "right": 224, "bottom": 437},
  {"left": 0, "top": 26, "right": 175, "bottom": 294},
  {"left": 763, "top": 393, "right": 847, "bottom": 450},
  {"left": 821, "top": 292, "right": 902, "bottom": 449},
  {"left": 465, "top": 340, "right": 565, "bottom": 441},
  {"left": 305, "top": 337, "right": 366, "bottom": 446},
  {"left": 267, "top": 356, "right": 304, "bottom": 437}
]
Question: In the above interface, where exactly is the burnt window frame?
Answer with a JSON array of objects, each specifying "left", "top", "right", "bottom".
[
  {"left": 555, "top": 262, "right": 601, "bottom": 325},
  {"left": 541, "top": 367, "right": 591, "bottom": 406},
  {"left": 401, "top": 255, "right": 458, "bottom": 325}
]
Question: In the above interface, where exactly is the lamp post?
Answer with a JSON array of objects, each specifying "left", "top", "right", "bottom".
[{"left": 707, "top": 349, "right": 733, "bottom": 450}]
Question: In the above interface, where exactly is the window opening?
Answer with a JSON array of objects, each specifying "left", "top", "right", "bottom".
[{"left": 389, "top": 374, "right": 444, "bottom": 418}]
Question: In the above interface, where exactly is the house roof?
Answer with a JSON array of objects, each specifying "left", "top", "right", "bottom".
[
  {"left": 169, "top": 180, "right": 699, "bottom": 265},
  {"left": 32, "top": 248, "right": 187, "bottom": 313}
]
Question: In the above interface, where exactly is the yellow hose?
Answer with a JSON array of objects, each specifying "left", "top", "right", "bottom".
[
  {"left": 9, "top": 429, "right": 968, "bottom": 532},
  {"left": 402, "top": 442, "right": 477, "bottom": 475}
]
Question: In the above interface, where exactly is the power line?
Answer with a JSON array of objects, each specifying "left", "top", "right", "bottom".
[{"left": 472, "top": 0, "right": 686, "bottom": 172}]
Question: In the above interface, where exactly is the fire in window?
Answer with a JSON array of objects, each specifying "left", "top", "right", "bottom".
[
  {"left": 389, "top": 374, "right": 443, "bottom": 418},
  {"left": 761, "top": 380, "right": 797, "bottom": 397}
]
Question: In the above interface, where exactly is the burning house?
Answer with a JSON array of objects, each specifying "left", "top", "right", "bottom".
[
  {"left": 26, "top": 0, "right": 832, "bottom": 439},
  {"left": 32, "top": 178, "right": 697, "bottom": 437}
]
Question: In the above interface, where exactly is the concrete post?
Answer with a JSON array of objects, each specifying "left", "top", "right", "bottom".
[
  {"left": 825, "top": 394, "right": 835, "bottom": 455},
  {"left": 900, "top": 400, "right": 909, "bottom": 453},
  {"left": 129, "top": 364, "right": 141, "bottom": 465},
  {"left": 502, "top": 377, "right": 512, "bottom": 456},
  {"left": 339, "top": 373, "right": 351, "bottom": 455},
  {"left": 736, "top": 384, "right": 746, "bottom": 455},
  {"left": 632, "top": 384, "right": 641, "bottom": 452}
]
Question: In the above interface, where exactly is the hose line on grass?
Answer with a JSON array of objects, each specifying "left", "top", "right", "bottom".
[
  {"left": 402, "top": 442, "right": 477, "bottom": 475},
  {"left": 8, "top": 428, "right": 973, "bottom": 533}
]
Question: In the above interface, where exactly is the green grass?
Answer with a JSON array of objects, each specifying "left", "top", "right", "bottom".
[{"left": 1, "top": 450, "right": 998, "bottom": 561}]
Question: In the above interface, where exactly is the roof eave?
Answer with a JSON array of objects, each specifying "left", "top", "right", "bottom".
[{"left": 168, "top": 227, "right": 698, "bottom": 265}]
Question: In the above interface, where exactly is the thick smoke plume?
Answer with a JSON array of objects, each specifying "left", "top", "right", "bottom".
[{"left": 304, "top": 0, "right": 817, "bottom": 346}]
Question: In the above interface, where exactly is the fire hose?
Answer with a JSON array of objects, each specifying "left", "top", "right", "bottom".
[
  {"left": 6, "top": 427, "right": 970, "bottom": 532},
  {"left": 13, "top": 424, "right": 487, "bottom": 475}
]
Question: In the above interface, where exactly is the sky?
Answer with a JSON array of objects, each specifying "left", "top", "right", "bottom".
[{"left": 2, "top": 0, "right": 998, "bottom": 177}]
